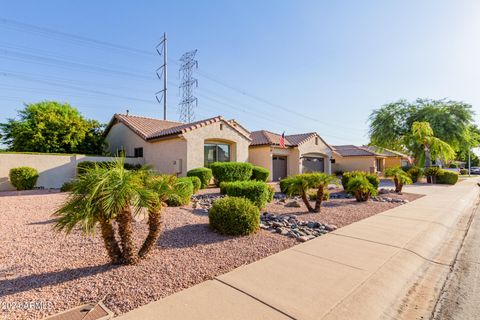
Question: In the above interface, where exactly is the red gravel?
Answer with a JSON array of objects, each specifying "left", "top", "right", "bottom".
[{"left": 0, "top": 188, "right": 422, "bottom": 319}]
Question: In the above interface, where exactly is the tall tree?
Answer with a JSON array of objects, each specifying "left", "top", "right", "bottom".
[
  {"left": 369, "top": 99, "right": 477, "bottom": 154},
  {"left": 0, "top": 101, "right": 106, "bottom": 154}
]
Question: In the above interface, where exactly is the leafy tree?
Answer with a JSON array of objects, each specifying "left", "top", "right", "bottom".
[
  {"left": 384, "top": 167, "right": 412, "bottom": 192},
  {"left": 0, "top": 101, "right": 106, "bottom": 154},
  {"left": 54, "top": 160, "right": 175, "bottom": 265},
  {"left": 369, "top": 99, "right": 477, "bottom": 155},
  {"left": 403, "top": 122, "right": 455, "bottom": 167}
]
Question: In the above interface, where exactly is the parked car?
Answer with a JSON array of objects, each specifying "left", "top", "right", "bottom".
[{"left": 470, "top": 167, "right": 480, "bottom": 175}]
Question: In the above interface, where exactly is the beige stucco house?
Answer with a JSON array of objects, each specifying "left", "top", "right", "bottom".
[
  {"left": 332, "top": 145, "right": 409, "bottom": 174},
  {"left": 104, "top": 114, "right": 251, "bottom": 176},
  {"left": 249, "top": 130, "right": 333, "bottom": 181}
]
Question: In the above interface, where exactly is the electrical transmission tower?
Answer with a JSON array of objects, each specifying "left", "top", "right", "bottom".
[
  {"left": 178, "top": 49, "right": 198, "bottom": 123},
  {"left": 155, "top": 33, "right": 167, "bottom": 120}
]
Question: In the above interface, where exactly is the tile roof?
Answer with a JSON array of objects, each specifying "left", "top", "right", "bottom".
[
  {"left": 332, "top": 145, "right": 380, "bottom": 157},
  {"left": 105, "top": 114, "right": 251, "bottom": 141},
  {"left": 362, "top": 145, "right": 409, "bottom": 158},
  {"left": 250, "top": 130, "right": 326, "bottom": 147}
]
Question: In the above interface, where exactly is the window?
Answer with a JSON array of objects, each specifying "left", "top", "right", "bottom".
[
  {"left": 315, "top": 137, "right": 319, "bottom": 145},
  {"left": 220, "top": 123, "right": 224, "bottom": 130},
  {"left": 134, "top": 147, "right": 143, "bottom": 158},
  {"left": 204, "top": 143, "right": 230, "bottom": 166}
]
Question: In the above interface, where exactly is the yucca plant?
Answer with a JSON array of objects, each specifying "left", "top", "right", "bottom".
[
  {"left": 281, "top": 173, "right": 337, "bottom": 212},
  {"left": 53, "top": 159, "right": 169, "bottom": 265},
  {"left": 384, "top": 167, "right": 413, "bottom": 193}
]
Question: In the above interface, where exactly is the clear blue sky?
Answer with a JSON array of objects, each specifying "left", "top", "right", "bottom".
[{"left": 1, "top": 0, "right": 480, "bottom": 146}]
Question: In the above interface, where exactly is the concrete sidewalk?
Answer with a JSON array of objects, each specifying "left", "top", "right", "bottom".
[{"left": 117, "top": 179, "right": 479, "bottom": 320}]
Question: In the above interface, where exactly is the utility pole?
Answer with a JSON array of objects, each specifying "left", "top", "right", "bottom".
[
  {"left": 155, "top": 33, "right": 167, "bottom": 120},
  {"left": 468, "top": 149, "right": 471, "bottom": 176},
  {"left": 178, "top": 49, "right": 198, "bottom": 123}
]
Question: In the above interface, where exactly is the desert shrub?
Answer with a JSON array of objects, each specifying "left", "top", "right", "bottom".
[
  {"left": 406, "top": 166, "right": 423, "bottom": 183},
  {"left": 345, "top": 176, "right": 378, "bottom": 202},
  {"left": 251, "top": 166, "right": 270, "bottom": 182},
  {"left": 384, "top": 167, "right": 412, "bottom": 192},
  {"left": 308, "top": 190, "right": 330, "bottom": 201},
  {"left": 210, "top": 162, "right": 253, "bottom": 185},
  {"left": 267, "top": 184, "right": 275, "bottom": 202},
  {"left": 9, "top": 166, "right": 39, "bottom": 190},
  {"left": 60, "top": 180, "right": 75, "bottom": 192},
  {"left": 279, "top": 178, "right": 291, "bottom": 194},
  {"left": 437, "top": 170, "right": 459, "bottom": 185},
  {"left": 208, "top": 197, "right": 260, "bottom": 236},
  {"left": 220, "top": 180, "right": 272, "bottom": 208},
  {"left": 341, "top": 171, "right": 379, "bottom": 190},
  {"left": 165, "top": 177, "right": 194, "bottom": 206},
  {"left": 186, "top": 167, "right": 212, "bottom": 189},
  {"left": 460, "top": 168, "right": 468, "bottom": 175},
  {"left": 77, "top": 160, "right": 140, "bottom": 175},
  {"left": 187, "top": 176, "right": 201, "bottom": 193}
]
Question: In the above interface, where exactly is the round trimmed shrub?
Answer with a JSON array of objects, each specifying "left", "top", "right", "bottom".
[
  {"left": 460, "top": 168, "right": 468, "bottom": 175},
  {"left": 210, "top": 162, "right": 253, "bottom": 185},
  {"left": 187, "top": 176, "right": 201, "bottom": 193},
  {"left": 9, "top": 167, "right": 39, "bottom": 190},
  {"left": 165, "top": 177, "right": 194, "bottom": 206},
  {"left": 251, "top": 166, "right": 270, "bottom": 182},
  {"left": 220, "top": 180, "right": 273, "bottom": 208},
  {"left": 208, "top": 197, "right": 260, "bottom": 236},
  {"left": 437, "top": 170, "right": 459, "bottom": 185},
  {"left": 406, "top": 166, "right": 423, "bottom": 183},
  {"left": 186, "top": 167, "right": 212, "bottom": 189}
]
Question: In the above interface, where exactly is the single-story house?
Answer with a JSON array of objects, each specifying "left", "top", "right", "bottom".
[
  {"left": 249, "top": 130, "right": 333, "bottom": 181},
  {"left": 104, "top": 114, "right": 251, "bottom": 175},
  {"left": 332, "top": 145, "right": 410, "bottom": 173}
]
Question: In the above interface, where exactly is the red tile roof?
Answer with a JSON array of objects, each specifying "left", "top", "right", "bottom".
[
  {"left": 333, "top": 145, "right": 383, "bottom": 157},
  {"left": 250, "top": 130, "right": 330, "bottom": 148}
]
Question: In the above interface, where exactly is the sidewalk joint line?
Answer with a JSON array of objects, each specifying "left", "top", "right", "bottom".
[
  {"left": 380, "top": 214, "right": 454, "bottom": 230},
  {"left": 330, "top": 233, "right": 453, "bottom": 267},
  {"left": 213, "top": 278, "right": 297, "bottom": 320},
  {"left": 290, "top": 248, "right": 365, "bottom": 271}
]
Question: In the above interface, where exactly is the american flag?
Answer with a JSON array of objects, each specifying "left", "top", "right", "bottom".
[{"left": 280, "top": 132, "right": 286, "bottom": 148}]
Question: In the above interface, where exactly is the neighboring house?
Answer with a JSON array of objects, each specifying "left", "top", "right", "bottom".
[
  {"left": 104, "top": 114, "right": 251, "bottom": 175},
  {"left": 332, "top": 145, "right": 410, "bottom": 173},
  {"left": 332, "top": 145, "right": 386, "bottom": 173},
  {"left": 249, "top": 130, "right": 333, "bottom": 181}
]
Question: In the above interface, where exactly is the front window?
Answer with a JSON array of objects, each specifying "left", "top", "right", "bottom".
[{"left": 204, "top": 143, "right": 230, "bottom": 166}]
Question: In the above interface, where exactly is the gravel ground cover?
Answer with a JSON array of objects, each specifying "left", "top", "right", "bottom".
[{"left": 0, "top": 187, "right": 422, "bottom": 319}]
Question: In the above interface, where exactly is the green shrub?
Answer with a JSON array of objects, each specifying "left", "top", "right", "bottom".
[
  {"left": 406, "top": 166, "right": 423, "bottom": 183},
  {"left": 251, "top": 166, "right": 270, "bottom": 182},
  {"left": 345, "top": 176, "right": 378, "bottom": 201},
  {"left": 187, "top": 176, "right": 201, "bottom": 193},
  {"left": 308, "top": 190, "right": 330, "bottom": 201},
  {"left": 186, "top": 167, "right": 212, "bottom": 189},
  {"left": 448, "top": 163, "right": 458, "bottom": 169},
  {"left": 267, "top": 184, "right": 275, "bottom": 202},
  {"left": 341, "top": 171, "right": 379, "bottom": 190},
  {"left": 220, "top": 180, "right": 272, "bottom": 208},
  {"left": 9, "top": 167, "right": 39, "bottom": 190},
  {"left": 77, "top": 160, "right": 141, "bottom": 175},
  {"left": 210, "top": 162, "right": 253, "bottom": 185},
  {"left": 123, "top": 163, "right": 142, "bottom": 170},
  {"left": 208, "top": 197, "right": 260, "bottom": 236},
  {"left": 424, "top": 166, "right": 442, "bottom": 177},
  {"left": 460, "top": 168, "right": 468, "bottom": 175},
  {"left": 437, "top": 170, "right": 459, "bottom": 185},
  {"left": 60, "top": 180, "right": 75, "bottom": 192},
  {"left": 165, "top": 177, "right": 194, "bottom": 206},
  {"left": 279, "top": 178, "right": 291, "bottom": 194},
  {"left": 384, "top": 167, "right": 413, "bottom": 192}
]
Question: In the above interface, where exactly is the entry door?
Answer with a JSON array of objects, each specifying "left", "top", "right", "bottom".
[
  {"left": 272, "top": 156, "right": 287, "bottom": 181},
  {"left": 302, "top": 157, "right": 324, "bottom": 173}
]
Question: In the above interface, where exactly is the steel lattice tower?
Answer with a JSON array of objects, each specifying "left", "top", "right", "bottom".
[{"left": 178, "top": 50, "right": 198, "bottom": 123}]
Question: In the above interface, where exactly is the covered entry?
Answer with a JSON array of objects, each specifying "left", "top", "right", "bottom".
[
  {"left": 272, "top": 156, "right": 287, "bottom": 181},
  {"left": 301, "top": 156, "right": 325, "bottom": 173}
]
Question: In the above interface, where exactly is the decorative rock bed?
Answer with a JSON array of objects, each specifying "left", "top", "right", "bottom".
[
  {"left": 191, "top": 194, "right": 224, "bottom": 212},
  {"left": 260, "top": 212, "right": 337, "bottom": 242}
]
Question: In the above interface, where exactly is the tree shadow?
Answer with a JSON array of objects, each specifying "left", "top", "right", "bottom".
[
  {"left": 0, "top": 263, "right": 117, "bottom": 297},
  {"left": 158, "top": 223, "right": 231, "bottom": 248},
  {"left": 27, "top": 218, "right": 59, "bottom": 225}
]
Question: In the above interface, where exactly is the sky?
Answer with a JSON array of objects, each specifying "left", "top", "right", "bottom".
[{"left": 1, "top": 0, "right": 480, "bottom": 146}]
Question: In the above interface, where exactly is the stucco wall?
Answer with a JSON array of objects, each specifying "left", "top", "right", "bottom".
[
  {"left": 145, "top": 138, "right": 188, "bottom": 175},
  {"left": 249, "top": 146, "right": 273, "bottom": 179},
  {"left": 0, "top": 153, "right": 142, "bottom": 191},
  {"left": 183, "top": 120, "right": 251, "bottom": 172},
  {"left": 385, "top": 157, "right": 408, "bottom": 168},
  {"left": 333, "top": 155, "right": 377, "bottom": 173}
]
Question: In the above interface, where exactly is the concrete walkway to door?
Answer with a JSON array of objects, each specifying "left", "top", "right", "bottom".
[{"left": 116, "top": 178, "right": 480, "bottom": 320}]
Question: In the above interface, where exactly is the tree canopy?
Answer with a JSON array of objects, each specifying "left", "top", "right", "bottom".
[
  {"left": 0, "top": 101, "right": 106, "bottom": 154},
  {"left": 368, "top": 99, "right": 479, "bottom": 154}
]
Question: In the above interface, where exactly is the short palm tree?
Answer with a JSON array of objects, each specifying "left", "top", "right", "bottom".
[
  {"left": 54, "top": 159, "right": 163, "bottom": 265},
  {"left": 384, "top": 167, "right": 412, "bottom": 192},
  {"left": 345, "top": 176, "right": 377, "bottom": 202},
  {"left": 282, "top": 173, "right": 336, "bottom": 213}
]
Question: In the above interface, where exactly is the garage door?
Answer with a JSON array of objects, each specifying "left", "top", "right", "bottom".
[
  {"left": 302, "top": 157, "right": 324, "bottom": 173},
  {"left": 272, "top": 156, "right": 287, "bottom": 181}
]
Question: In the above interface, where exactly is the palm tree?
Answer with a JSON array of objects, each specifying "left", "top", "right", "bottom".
[
  {"left": 282, "top": 173, "right": 336, "bottom": 213},
  {"left": 384, "top": 167, "right": 412, "bottom": 192},
  {"left": 54, "top": 159, "right": 160, "bottom": 265},
  {"left": 404, "top": 122, "right": 455, "bottom": 167}
]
